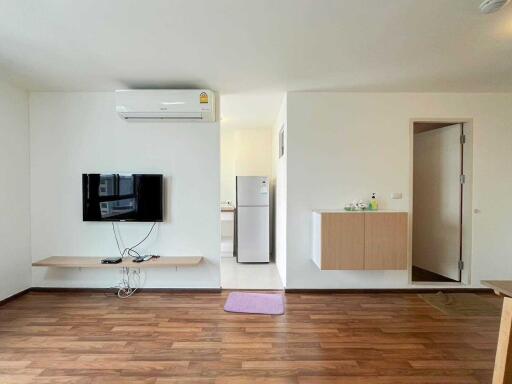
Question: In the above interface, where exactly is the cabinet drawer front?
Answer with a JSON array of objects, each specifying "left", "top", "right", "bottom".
[
  {"left": 321, "top": 213, "right": 365, "bottom": 270},
  {"left": 364, "top": 213, "right": 407, "bottom": 270}
]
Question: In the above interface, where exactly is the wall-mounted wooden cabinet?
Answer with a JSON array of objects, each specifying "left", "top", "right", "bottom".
[{"left": 312, "top": 211, "right": 408, "bottom": 270}]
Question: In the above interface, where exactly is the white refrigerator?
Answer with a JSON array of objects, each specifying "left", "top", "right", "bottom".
[{"left": 235, "top": 176, "right": 270, "bottom": 263}]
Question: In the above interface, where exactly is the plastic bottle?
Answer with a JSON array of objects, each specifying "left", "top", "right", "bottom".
[{"left": 370, "top": 193, "right": 378, "bottom": 210}]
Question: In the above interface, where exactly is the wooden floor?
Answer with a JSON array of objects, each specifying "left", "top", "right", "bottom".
[{"left": 0, "top": 291, "right": 503, "bottom": 384}]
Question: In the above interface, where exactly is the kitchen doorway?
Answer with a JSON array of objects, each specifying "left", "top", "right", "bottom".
[
  {"left": 411, "top": 120, "right": 472, "bottom": 284},
  {"left": 219, "top": 125, "right": 282, "bottom": 290}
]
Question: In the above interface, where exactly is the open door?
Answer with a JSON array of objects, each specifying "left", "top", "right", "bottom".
[{"left": 413, "top": 123, "right": 464, "bottom": 282}]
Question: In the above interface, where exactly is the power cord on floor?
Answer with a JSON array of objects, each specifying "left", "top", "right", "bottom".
[
  {"left": 111, "top": 222, "right": 156, "bottom": 298},
  {"left": 113, "top": 267, "right": 142, "bottom": 298}
]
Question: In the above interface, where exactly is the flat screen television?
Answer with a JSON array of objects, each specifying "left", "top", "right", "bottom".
[{"left": 82, "top": 174, "right": 163, "bottom": 222}]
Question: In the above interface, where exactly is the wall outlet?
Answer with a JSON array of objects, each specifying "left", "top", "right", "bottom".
[{"left": 391, "top": 192, "right": 402, "bottom": 199}]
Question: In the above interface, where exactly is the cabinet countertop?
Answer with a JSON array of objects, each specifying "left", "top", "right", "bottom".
[{"left": 312, "top": 209, "right": 407, "bottom": 214}]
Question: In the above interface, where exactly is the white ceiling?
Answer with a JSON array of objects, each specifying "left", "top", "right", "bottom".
[{"left": 1, "top": 0, "right": 511, "bottom": 127}]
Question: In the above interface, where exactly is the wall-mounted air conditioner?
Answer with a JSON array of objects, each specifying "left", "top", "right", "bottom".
[{"left": 115, "top": 89, "right": 216, "bottom": 122}]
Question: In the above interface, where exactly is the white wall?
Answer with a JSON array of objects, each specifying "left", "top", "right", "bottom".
[
  {"left": 286, "top": 92, "right": 512, "bottom": 289},
  {"left": 30, "top": 92, "right": 220, "bottom": 288},
  {"left": 273, "top": 96, "right": 287, "bottom": 285},
  {"left": 0, "top": 79, "right": 31, "bottom": 300},
  {"left": 220, "top": 126, "right": 273, "bottom": 204},
  {"left": 220, "top": 127, "right": 236, "bottom": 204}
]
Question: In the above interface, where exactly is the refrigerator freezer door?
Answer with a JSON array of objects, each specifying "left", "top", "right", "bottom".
[
  {"left": 237, "top": 206, "right": 270, "bottom": 262},
  {"left": 237, "top": 176, "right": 269, "bottom": 207}
]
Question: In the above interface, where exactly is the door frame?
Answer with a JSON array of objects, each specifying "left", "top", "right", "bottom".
[{"left": 408, "top": 118, "right": 473, "bottom": 286}]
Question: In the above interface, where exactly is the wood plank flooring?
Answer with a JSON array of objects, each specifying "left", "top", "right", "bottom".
[{"left": 0, "top": 291, "right": 503, "bottom": 383}]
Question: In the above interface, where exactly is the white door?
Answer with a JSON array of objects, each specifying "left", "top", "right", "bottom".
[
  {"left": 237, "top": 206, "right": 269, "bottom": 262},
  {"left": 237, "top": 176, "right": 269, "bottom": 207},
  {"left": 413, "top": 124, "right": 462, "bottom": 281}
]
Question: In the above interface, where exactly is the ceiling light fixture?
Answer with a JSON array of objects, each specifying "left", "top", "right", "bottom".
[{"left": 480, "top": 0, "right": 510, "bottom": 14}]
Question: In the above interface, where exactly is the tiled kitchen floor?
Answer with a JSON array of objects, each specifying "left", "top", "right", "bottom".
[{"left": 221, "top": 254, "right": 283, "bottom": 290}]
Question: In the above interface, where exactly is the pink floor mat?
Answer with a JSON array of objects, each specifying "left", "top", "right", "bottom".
[{"left": 224, "top": 292, "right": 285, "bottom": 315}]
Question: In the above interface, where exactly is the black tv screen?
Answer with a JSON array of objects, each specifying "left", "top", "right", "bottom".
[{"left": 82, "top": 174, "right": 163, "bottom": 222}]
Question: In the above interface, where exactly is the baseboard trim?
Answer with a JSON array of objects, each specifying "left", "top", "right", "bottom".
[
  {"left": 285, "top": 288, "right": 494, "bottom": 294},
  {"left": 140, "top": 288, "right": 222, "bottom": 293},
  {"left": 2, "top": 287, "right": 493, "bottom": 299},
  {"left": 29, "top": 287, "right": 222, "bottom": 293},
  {"left": 222, "top": 288, "right": 284, "bottom": 292},
  {"left": 0, "top": 288, "right": 31, "bottom": 306},
  {"left": 30, "top": 287, "right": 117, "bottom": 293}
]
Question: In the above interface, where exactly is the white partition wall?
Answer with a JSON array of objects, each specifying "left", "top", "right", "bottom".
[
  {"left": 285, "top": 92, "right": 512, "bottom": 289},
  {"left": 273, "top": 96, "right": 287, "bottom": 286},
  {"left": 0, "top": 79, "right": 31, "bottom": 301},
  {"left": 30, "top": 92, "right": 221, "bottom": 289}
]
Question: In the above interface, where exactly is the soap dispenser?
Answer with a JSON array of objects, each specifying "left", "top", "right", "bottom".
[{"left": 370, "top": 193, "right": 378, "bottom": 211}]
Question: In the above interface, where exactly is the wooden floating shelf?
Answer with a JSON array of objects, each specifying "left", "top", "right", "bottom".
[{"left": 32, "top": 256, "right": 203, "bottom": 269}]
